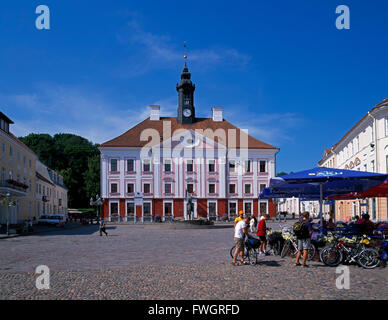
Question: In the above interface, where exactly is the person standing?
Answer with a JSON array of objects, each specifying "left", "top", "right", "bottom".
[
  {"left": 232, "top": 215, "right": 250, "bottom": 266},
  {"left": 257, "top": 214, "right": 271, "bottom": 255},
  {"left": 99, "top": 218, "right": 108, "bottom": 237},
  {"left": 295, "top": 212, "right": 312, "bottom": 267},
  {"left": 234, "top": 210, "right": 244, "bottom": 229}
]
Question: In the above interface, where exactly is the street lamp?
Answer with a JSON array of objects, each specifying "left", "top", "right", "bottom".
[
  {"left": 90, "top": 194, "right": 103, "bottom": 224},
  {"left": 5, "top": 192, "right": 10, "bottom": 236}
]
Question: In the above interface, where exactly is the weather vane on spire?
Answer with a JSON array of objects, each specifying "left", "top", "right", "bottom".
[{"left": 184, "top": 41, "right": 187, "bottom": 61}]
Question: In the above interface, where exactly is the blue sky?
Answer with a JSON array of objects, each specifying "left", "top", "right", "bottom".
[{"left": 0, "top": 0, "right": 387, "bottom": 173}]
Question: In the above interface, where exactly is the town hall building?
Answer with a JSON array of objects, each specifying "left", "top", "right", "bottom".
[{"left": 99, "top": 63, "right": 279, "bottom": 221}]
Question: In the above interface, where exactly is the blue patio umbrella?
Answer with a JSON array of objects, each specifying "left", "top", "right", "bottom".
[{"left": 278, "top": 167, "right": 388, "bottom": 224}]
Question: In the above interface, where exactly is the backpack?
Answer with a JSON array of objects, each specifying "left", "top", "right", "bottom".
[{"left": 293, "top": 221, "right": 309, "bottom": 238}]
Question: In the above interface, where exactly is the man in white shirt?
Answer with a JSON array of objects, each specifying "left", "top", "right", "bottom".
[{"left": 232, "top": 215, "right": 250, "bottom": 266}]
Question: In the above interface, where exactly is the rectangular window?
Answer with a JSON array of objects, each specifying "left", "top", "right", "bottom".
[
  {"left": 127, "top": 202, "right": 135, "bottom": 217},
  {"left": 371, "top": 160, "right": 375, "bottom": 172},
  {"left": 209, "top": 184, "right": 215, "bottom": 194},
  {"left": 2, "top": 143, "right": 5, "bottom": 152},
  {"left": 9, "top": 146, "right": 13, "bottom": 156},
  {"left": 260, "top": 202, "right": 267, "bottom": 215},
  {"left": 229, "top": 184, "right": 236, "bottom": 194},
  {"left": 244, "top": 184, "right": 251, "bottom": 194},
  {"left": 23, "top": 156, "right": 26, "bottom": 164},
  {"left": 244, "top": 202, "right": 252, "bottom": 215},
  {"left": 208, "top": 160, "right": 215, "bottom": 173},
  {"left": 229, "top": 160, "right": 236, "bottom": 173},
  {"left": 259, "top": 161, "right": 267, "bottom": 173},
  {"left": 110, "top": 203, "right": 119, "bottom": 217},
  {"left": 110, "top": 183, "right": 118, "bottom": 194},
  {"left": 164, "top": 183, "right": 172, "bottom": 194},
  {"left": 187, "top": 183, "right": 194, "bottom": 194},
  {"left": 110, "top": 159, "right": 118, "bottom": 172},
  {"left": 244, "top": 160, "right": 251, "bottom": 173},
  {"left": 229, "top": 202, "right": 237, "bottom": 218},
  {"left": 260, "top": 184, "right": 266, "bottom": 192},
  {"left": 164, "top": 203, "right": 172, "bottom": 217},
  {"left": 164, "top": 160, "right": 171, "bottom": 173},
  {"left": 143, "top": 183, "right": 150, "bottom": 194},
  {"left": 127, "top": 183, "right": 134, "bottom": 194},
  {"left": 127, "top": 159, "right": 134, "bottom": 172},
  {"left": 143, "top": 160, "right": 150, "bottom": 172},
  {"left": 143, "top": 203, "right": 151, "bottom": 217},
  {"left": 186, "top": 160, "right": 193, "bottom": 173},
  {"left": 208, "top": 202, "right": 217, "bottom": 218},
  {"left": 29, "top": 159, "right": 32, "bottom": 168}
]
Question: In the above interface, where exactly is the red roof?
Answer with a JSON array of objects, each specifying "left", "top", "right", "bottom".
[{"left": 100, "top": 117, "right": 278, "bottom": 150}]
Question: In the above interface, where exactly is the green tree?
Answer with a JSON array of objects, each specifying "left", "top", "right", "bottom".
[
  {"left": 84, "top": 155, "right": 100, "bottom": 200},
  {"left": 19, "top": 133, "right": 100, "bottom": 208}
]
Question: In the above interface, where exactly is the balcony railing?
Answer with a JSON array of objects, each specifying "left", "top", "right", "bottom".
[{"left": 0, "top": 179, "right": 29, "bottom": 193}]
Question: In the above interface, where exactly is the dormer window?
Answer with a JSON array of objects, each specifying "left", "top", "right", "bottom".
[{"left": 0, "top": 112, "right": 13, "bottom": 134}]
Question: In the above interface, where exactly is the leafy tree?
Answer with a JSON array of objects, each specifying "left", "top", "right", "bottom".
[
  {"left": 84, "top": 155, "right": 100, "bottom": 200},
  {"left": 19, "top": 133, "right": 100, "bottom": 208},
  {"left": 276, "top": 171, "right": 288, "bottom": 177}
]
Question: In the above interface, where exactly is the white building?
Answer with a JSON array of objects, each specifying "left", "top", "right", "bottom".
[{"left": 318, "top": 98, "right": 388, "bottom": 221}]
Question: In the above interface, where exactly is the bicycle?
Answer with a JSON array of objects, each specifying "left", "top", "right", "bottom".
[
  {"left": 280, "top": 235, "right": 316, "bottom": 260},
  {"left": 320, "top": 234, "right": 380, "bottom": 269},
  {"left": 230, "top": 237, "right": 261, "bottom": 265}
]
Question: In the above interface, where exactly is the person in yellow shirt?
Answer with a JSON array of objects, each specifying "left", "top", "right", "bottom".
[{"left": 234, "top": 210, "right": 244, "bottom": 229}]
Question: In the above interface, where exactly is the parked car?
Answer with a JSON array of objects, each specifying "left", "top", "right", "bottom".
[{"left": 38, "top": 214, "right": 66, "bottom": 227}]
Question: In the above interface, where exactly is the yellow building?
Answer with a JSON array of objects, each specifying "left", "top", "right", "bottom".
[
  {"left": 36, "top": 160, "right": 68, "bottom": 217},
  {"left": 0, "top": 112, "right": 38, "bottom": 224}
]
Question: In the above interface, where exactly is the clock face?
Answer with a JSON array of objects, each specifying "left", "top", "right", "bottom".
[{"left": 183, "top": 108, "right": 192, "bottom": 117}]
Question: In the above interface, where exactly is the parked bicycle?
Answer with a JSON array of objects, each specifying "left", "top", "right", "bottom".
[
  {"left": 230, "top": 237, "right": 261, "bottom": 265},
  {"left": 319, "top": 234, "right": 380, "bottom": 269},
  {"left": 280, "top": 235, "right": 316, "bottom": 260}
]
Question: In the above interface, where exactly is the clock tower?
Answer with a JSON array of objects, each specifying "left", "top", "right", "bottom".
[{"left": 177, "top": 62, "right": 195, "bottom": 124}]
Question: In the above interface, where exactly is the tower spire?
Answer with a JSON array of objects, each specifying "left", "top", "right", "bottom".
[
  {"left": 184, "top": 41, "right": 187, "bottom": 66},
  {"left": 177, "top": 41, "right": 195, "bottom": 124}
]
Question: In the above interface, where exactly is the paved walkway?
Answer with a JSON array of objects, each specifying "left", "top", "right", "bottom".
[{"left": 0, "top": 223, "right": 387, "bottom": 300}]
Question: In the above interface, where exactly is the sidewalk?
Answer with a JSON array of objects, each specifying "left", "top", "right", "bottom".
[{"left": 0, "top": 222, "right": 87, "bottom": 240}]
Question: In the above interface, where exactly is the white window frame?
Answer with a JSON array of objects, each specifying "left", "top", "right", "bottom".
[
  {"left": 243, "top": 200, "right": 253, "bottom": 216},
  {"left": 163, "top": 200, "right": 174, "bottom": 221},
  {"left": 259, "top": 201, "right": 268, "bottom": 216},
  {"left": 207, "top": 200, "right": 218, "bottom": 220},
  {"left": 109, "top": 200, "right": 120, "bottom": 222},
  {"left": 228, "top": 200, "right": 238, "bottom": 219},
  {"left": 142, "top": 201, "right": 152, "bottom": 222},
  {"left": 125, "top": 200, "right": 135, "bottom": 222}
]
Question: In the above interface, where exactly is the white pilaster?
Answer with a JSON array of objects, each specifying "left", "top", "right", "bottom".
[{"left": 120, "top": 157, "right": 125, "bottom": 198}]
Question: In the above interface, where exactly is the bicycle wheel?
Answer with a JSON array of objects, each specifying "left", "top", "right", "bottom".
[
  {"left": 357, "top": 248, "right": 381, "bottom": 269},
  {"left": 271, "top": 240, "right": 281, "bottom": 255},
  {"left": 281, "top": 240, "right": 290, "bottom": 258},
  {"left": 307, "top": 245, "right": 316, "bottom": 261},
  {"left": 230, "top": 246, "right": 236, "bottom": 259},
  {"left": 230, "top": 245, "right": 248, "bottom": 259},
  {"left": 320, "top": 245, "right": 343, "bottom": 267},
  {"left": 247, "top": 249, "right": 257, "bottom": 265}
]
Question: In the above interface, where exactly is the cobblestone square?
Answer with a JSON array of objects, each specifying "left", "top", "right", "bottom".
[{"left": 0, "top": 223, "right": 387, "bottom": 300}]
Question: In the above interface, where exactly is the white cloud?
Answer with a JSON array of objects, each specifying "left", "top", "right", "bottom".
[
  {"left": 0, "top": 85, "right": 175, "bottom": 144},
  {"left": 115, "top": 15, "right": 251, "bottom": 76}
]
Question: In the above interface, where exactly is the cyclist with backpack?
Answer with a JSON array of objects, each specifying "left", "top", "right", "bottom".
[{"left": 294, "top": 212, "right": 312, "bottom": 267}]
